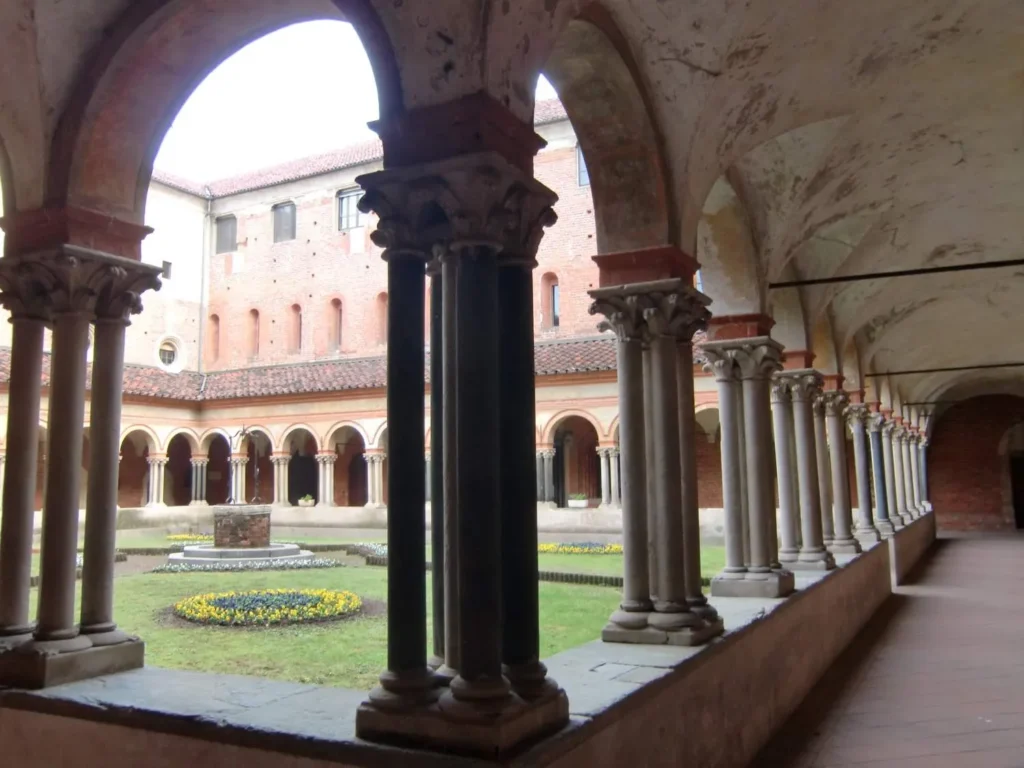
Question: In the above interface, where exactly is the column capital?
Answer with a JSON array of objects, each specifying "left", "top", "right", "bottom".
[
  {"left": 357, "top": 151, "right": 557, "bottom": 262},
  {"left": 868, "top": 412, "right": 886, "bottom": 433},
  {"left": 590, "top": 279, "right": 710, "bottom": 344},
  {"left": 823, "top": 390, "right": 851, "bottom": 418},
  {"left": 538, "top": 448, "right": 556, "bottom": 459},
  {"left": 702, "top": 336, "right": 783, "bottom": 381},
  {"left": 316, "top": 452, "right": 337, "bottom": 465},
  {"left": 881, "top": 419, "right": 898, "bottom": 437},
  {"left": 770, "top": 375, "right": 793, "bottom": 404},
  {"left": 189, "top": 457, "right": 209, "bottom": 467},
  {"left": 146, "top": 455, "right": 168, "bottom": 467},
  {"left": 777, "top": 369, "right": 824, "bottom": 404},
  {"left": 270, "top": 453, "right": 290, "bottom": 465},
  {"left": 846, "top": 403, "right": 869, "bottom": 428}
]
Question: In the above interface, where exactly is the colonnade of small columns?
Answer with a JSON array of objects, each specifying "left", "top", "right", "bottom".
[{"left": 533, "top": 445, "right": 622, "bottom": 506}]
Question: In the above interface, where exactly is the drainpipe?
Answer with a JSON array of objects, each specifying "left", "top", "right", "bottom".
[{"left": 197, "top": 186, "right": 213, "bottom": 373}]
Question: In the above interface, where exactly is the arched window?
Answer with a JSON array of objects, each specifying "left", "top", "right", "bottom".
[
  {"left": 249, "top": 309, "right": 260, "bottom": 359},
  {"left": 209, "top": 314, "right": 220, "bottom": 363},
  {"left": 330, "top": 298, "right": 343, "bottom": 352},
  {"left": 376, "top": 292, "right": 388, "bottom": 345},
  {"left": 541, "top": 273, "right": 560, "bottom": 329},
  {"left": 290, "top": 304, "right": 302, "bottom": 353}
]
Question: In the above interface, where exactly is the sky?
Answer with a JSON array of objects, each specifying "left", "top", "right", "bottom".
[{"left": 155, "top": 20, "right": 559, "bottom": 183}]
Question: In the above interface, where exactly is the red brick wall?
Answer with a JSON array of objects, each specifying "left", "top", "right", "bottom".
[
  {"left": 696, "top": 430, "right": 723, "bottom": 508},
  {"left": 205, "top": 142, "right": 599, "bottom": 370},
  {"left": 118, "top": 446, "right": 148, "bottom": 507},
  {"left": 929, "top": 395, "right": 1024, "bottom": 532}
]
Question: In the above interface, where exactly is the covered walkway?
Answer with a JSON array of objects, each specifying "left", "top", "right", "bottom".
[{"left": 756, "top": 535, "right": 1024, "bottom": 768}]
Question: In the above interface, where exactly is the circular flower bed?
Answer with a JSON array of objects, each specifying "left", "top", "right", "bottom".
[
  {"left": 167, "top": 533, "right": 213, "bottom": 544},
  {"left": 174, "top": 588, "right": 361, "bottom": 627},
  {"left": 538, "top": 542, "right": 623, "bottom": 555}
]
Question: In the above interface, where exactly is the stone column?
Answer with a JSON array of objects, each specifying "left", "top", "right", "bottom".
[
  {"left": 598, "top": 448, "right": 612, "bottom": 505},
  {"left": 591, "top": 289, "right": 653, "bottom": 641},
  {"left": 190, "top": 459, "right": 209, "bottom": 505},
  {"left": 316, "top": 453, "right": 336, "bottom": 506},
  {"left": 867, "top": 414, "right": 895, "bottom": 537},
  {"left": 812, "top": 395, "right": 835, "bottom": 547},
  {"left": 428, "top": 260, "right": 445, "bottom": 671},
  {"left": 704, "top": 350, "right": 746, "bottom": 586},
  {"left": 609, "top": 449, "right": 621, "bottom": 506},
  {"left": 919, "top": 437, "right": 932, "bottom": 512},
  {"left": 908, "top": 431, "right": 923, "bottom": 516},
  {"left": 147, "top": 457, "right": 167, "bottom": 506},
  {"left": 890, "top": 426, "right": 910, "bottom": 523},
  {"left": 707, "top": 337, "right": 792, "bottom": 597},
  {"left": 905, "top": 430, "right": 921, "bottom": 520},
  {"left": 440, "top": 250, "right": 459, "bottom": 680},
  {"left": 270, "top": 455, "right": 289, "bottom": 505},
  {"left": 880, "top": 420, "right": 906, "bottom": 528},
  {"left": 535, "top": 453, "right": 545, "bottom": 502},
  {"left": 785, "top": 371, "right": 834, "bottom": 570},
  {"left": 770, "top": 377, "right": 800, "bottom": 565},
  {"left": 0, "top": 273, "right": 48, "bottom": 647},
  {"left": 848, "top": 406, "right": 880, "bottom": 545},
  {"left": 542, "top": 449, "right": 555, "bottom": 503},
  {"left": 824, "top": 392, "right": 861, "bottom": 554}
]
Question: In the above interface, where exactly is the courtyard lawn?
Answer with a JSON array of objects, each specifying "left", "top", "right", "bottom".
[
  {"left": 30, "top": 561, "right": 619, "bottom": 690},
  {"left": 535, "top": 546, "right": 725, "bottom": 579}
]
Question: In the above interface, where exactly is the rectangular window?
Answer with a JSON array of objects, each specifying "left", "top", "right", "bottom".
[
  {"left": 273, "top": 202, "right": 296, "bottom": 242},
  {"left": 161, "top": 260, "right": 172, "bottom": 280},
  {"left": 577, "top": 145, "right": 590, "bottom": 187},
  {"left": 215, "top": 215, "right": 237, "bottom": 254},
  {"left": 552, "top": 283, "right": 560, "bottom": 327},
  {"left": 338, "top": 189, "right": 368, "bottom": 231}
]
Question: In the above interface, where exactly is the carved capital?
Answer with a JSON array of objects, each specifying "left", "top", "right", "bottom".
[
  {"left": 588, "top": 292, "right": 649, "bottom": 343},
  {"left": 702, "top": 348, "right": 739, "bottom": 383},
  {"left": 868, "top": 412, "right": 886, "bottom": 433},
  {"left": 780, "top": 370, "right": 824, "bottom": 404},
  {"left": 770, "top": 376, "right": 792, "bottom": 404},
  {"left": 704, "top": 337, "right": 782, "bottom": 381},
  {"left": 846, "top": 403, "right": 869, "bottom": 429},
  {"left": 357, "top": 151, "right": 557, "bottom": 263},
  {"left": 881, "top": 420, "right": 897, "bottom": 437},
  {"left": 538, "top": 449, "right": 556, "bottom": 459},
  {"left": 641, "top": 282, "right": 711, "bottom": 342},
  {"left": 823, "top": 391, "right": 851, "bottom": 418}
]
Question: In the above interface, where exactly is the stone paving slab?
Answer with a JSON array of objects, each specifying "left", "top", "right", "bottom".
[{"left": 752, "top": 534, "right": 1024, "bottom": 768}]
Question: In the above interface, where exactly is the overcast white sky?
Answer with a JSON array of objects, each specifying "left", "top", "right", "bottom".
[{"left": 155, "top": 20, "right": 559, "bottom": 182}]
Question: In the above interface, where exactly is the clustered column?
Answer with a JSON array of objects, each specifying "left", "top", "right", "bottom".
[
  {"left": 812, "top": 394, "right": 835, "bottom": 549},
  {"left": 316, "top": 453, "right": 336, "bottom": 506},
  {"left": 364, "top": 453, "right": 385, "bottom": 507},
  {"left": 907, "top": 429, "right": 923, "bottom": 516},
  {"left": 608, "top": 448, "right": 621, "bottom": 506},
  {"left": 770, "top": 378, "right": 801, "bottom": 566},
  {"left": 270, "top": 454, "right": 290, "bottom": 505},
  {"left": 847, "top": 405, "right": 880, "bottom": 545},
  {"left": 189, "top": 458, "right": 209, "bottom": 505},
  {"left": 881, "top": 418, "right": 909, "bottom": 526},
  {"left": 354, "top": 151, "right": 568, "bottom": 753},
  {"left": 597, "top": 447, "right": 612, "bottom": 506},
  {"left": 146, "top": 456, "right": 168, "bottom": 506},
  {"left": 0, "top": 248, "right": 159, "bottom": 687},
  {"left": 540, "top": 449, "right": 555, "bottom": 503},
  {"left": 823, "top": 392, "right": 861, "bottom": 555},
  {"left": 228, "top": 456, "right": 248, "bottom": 504},
  {"left": 868, "top": 413, "right": 897, "bottom": 537},
  {"left": 704, "top": 338, "right": 794, "bottom": 598},
  {"left": 778, "top": 371, "right": 835, "bottom": 570},
  {"left": 918, "top": 435, "right": 932, "bottom": 512},
  {"left": 591, "top": 279, "right": 724, "bottom": 643}
]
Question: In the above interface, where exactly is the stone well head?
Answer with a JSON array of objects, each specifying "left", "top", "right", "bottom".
[{"left": 213, "top": 504, "right": 272, "bottom": 549}]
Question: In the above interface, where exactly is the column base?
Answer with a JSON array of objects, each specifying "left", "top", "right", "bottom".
[
  {"left": 356, "top": 684, "right": 568, "bottom": 758},
  {"left": 874, "top": 519, "right": 896, "bottom": 538},
  {"left": 602, "top": 615, "right": 724, "bottom": 646},
  {"left": 827, "top": 537, "right": 862, "bottom": 555},
  {"left": 900, "top": 512, "right": 914, "bottom": 525},
  {"left": 0, "top": 625, "right": 34, "bottom": 650},
  {"left": 854, "top": 525, "right": 881, "bottom": 546},
  {"left": 778, "top": 549, "right": 801, "bottom": 565},
  {"left": 710, "top": 569, "right": 794, "bottom": 598},
  {"left": 0, "top": 636, "right": 144, "bottom": 689},
  {"left": 791, "top": 548, "right": 836, "bottom": 571}
]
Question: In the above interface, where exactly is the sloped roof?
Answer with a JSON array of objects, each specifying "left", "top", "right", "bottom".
[
  {"left": 0, "top": 332, "right": 615, "bottom": 404},
  {"left": 151, "top": 100, "right": 570, "bottom": 200}
]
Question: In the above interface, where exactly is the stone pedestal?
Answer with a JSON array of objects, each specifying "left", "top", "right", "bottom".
[
  {"left": 213, "top": 505, "right": 271, "bottom": 548},
  {"left": 0, "top": 638, "right": 144, "bottom": 689}
]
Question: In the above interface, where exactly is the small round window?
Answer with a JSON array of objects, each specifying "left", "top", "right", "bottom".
[{"left": 159, "top": 341, "right": 178, "bottom": 366}]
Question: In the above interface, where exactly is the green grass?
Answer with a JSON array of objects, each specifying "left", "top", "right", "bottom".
[
  {"left": 536, "top": 547, "right": 725, "bottom": 578},
  {"left": 30, "top": 563, "right": 619, "bottom": 690}
]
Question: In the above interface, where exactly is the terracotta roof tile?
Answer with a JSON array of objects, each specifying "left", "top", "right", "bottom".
[
  {"left": 151, "top": 100, "right": 569, "bottom": 199},
  {"left": 0, "top": 332, "right": 617, "bottom": 403}
]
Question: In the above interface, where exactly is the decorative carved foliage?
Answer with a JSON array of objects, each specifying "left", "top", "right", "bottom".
[
  {"left": 590, "top": 279, "right": 710, "bottom": 345},
  {"left": 823, "top": 391, "right": 851, "bottom": 418},
  {"left": 770, "top": 376, "right": 792, "bottom": 403},
  {"left": 703, "top": 336, "right": 782, "bottom": 381},
  {"left": 785, "top": 371, "right": 824, "bottom": 403},
  {"left": 846, "top": 403, "right": 869, "bottom": 428},
  {"left": 868, "top": 412, "right": 886, "bottom": 433}
]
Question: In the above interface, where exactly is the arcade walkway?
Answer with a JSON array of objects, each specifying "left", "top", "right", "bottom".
[{"left": 755, "top": 534, "right": 1024, "bottom": 768}]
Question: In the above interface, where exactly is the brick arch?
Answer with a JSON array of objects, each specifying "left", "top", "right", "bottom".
[
  {"left": 198, "top": 428, "right": 232, "bottom": 455},
  {"left": 325, "top": 421, "right": 371, "bottom": 450},
  {"left": 541, "top": 409, "right": 605, "bottom": 446},
  {"left": 48, "top": 0, "right": 403, "bottom": 225},
  {"left": 162, "top": 427, "right": 200, "bottom": 454},
  {"left": 280, "top": 423, "right": 321, "bottom": 454},
  {"left": 540, "top": 4, "right": 672, "bottom": 255},
  {"left": 119, "top": 425, "right": 159, "bottom": 454}
]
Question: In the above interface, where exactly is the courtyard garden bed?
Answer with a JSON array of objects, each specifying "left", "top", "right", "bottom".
[{"left": 174, "top": 588, "right": 362, "bottom": 627}]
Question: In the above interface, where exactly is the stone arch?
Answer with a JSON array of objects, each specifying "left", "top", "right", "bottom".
[
  {"left": 164, "top": 432, "right": 195, "bottom": 506},
  {"left": 548, "top": 413, "right": 601, "bottom": 507},
  {"left": 238, "top": 428, "right": 274, "bottom": 503},
  {"left": 697, "top": 175, "right": 764, "bottom": 316},
  {"left": 539, "top": 5, "right": 672, "bottom": 254},
  {"left": 327, "top": 423, "right": 368, "bottom": 506},
  {"left": 162, "top": 427, "right": 200, "bottom": 454},
  {"left": 118, "top": 427, "right": 156, "bottom": 507},
  {"left": 541, "top": 409, "right": 605, "bottom": 446},
  {"left": 119, "top": 425, "right": 159, "bottom": 454},
  {"left": 48, "top": 1, "right": 403, "bottom": 223},
  {"left": 370, "top": 421, "right": 390, "bottom": 451},
  {"left": 198, "top": 427, "right": 232, "bottom": 455},
  {"left": 279, "top": 423, "right": 321, "bottom": 453},
  {"left": 283, "top": 425, "right": 319, "bottom": 505}
]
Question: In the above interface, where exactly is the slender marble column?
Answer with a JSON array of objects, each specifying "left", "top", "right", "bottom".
[
  {"left": 880, "top": 420, "right": 905, "bottom": 528},
  {"left": 848, "top": 406, "right": 880, "bottom": 544},
  {"left": 609, "top": 449, "right": 621, "bottom": 506},
  {"left": 535, "top": 453, "right": 545, "bottom": 502},
  {"left": 440, "top": 251, "right": 459, "bottom": 680},
  {"left": 909, "top": 431, "right": 923, "bottom": 515},
  {"left": 812, "top": 395, "right": 835, "bottom": 547},
  {"left": 919, "top": 437, "right": 931, "bottom": 511},
  {"left": 771, "top": 377, "right": 800, "bottom": 564},
  {"left": 429, "top": 255, "right": 445, "bottom": 670},
  {"left": 81, "top": 316, "right": 132, "bottom": 644},
  {"left": 905, "top": 430, "right": 921, "bottom": 520},
  {"left": 788, "top": 372, "right": 834, "bottom": 569},
  {"left": 705, "top": 351, "right": 745, "bottom": 583},
  {"left": 542, "top": 450, "right": 555, "bottom": 504},
  {"left": 642, "top": 342, "right": 659, "bottom": 602},
  {"left": 0, "top": 314, "right": 46, "bottom": 645},
  {"left": 271, "top": 456, "right": 288, "bottom": 505},
  {"left": 868, "top": 415, "right": 895, "bottom": 536},
  {"left": 590, "top": 290, "right": 652, "bottom": 640},
  {"left": 823, "top": 392, "right": 860, "bottom": 554},
  {"left": 33, "top": 308, "right": 93, "bottom": 651},
  {"left": 598, "top": 448, "right": 612, "bottom": 505},
  {"left": 890, "top": 426, "right": 910, "bottom": 523}
]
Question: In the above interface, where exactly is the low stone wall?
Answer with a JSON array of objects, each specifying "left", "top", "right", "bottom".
[
  {"left": 888, "top": 512, "right": 937, "bottom": 586},
  {"left": 538, "top": 543, "right": 894, "bottom": 768}
]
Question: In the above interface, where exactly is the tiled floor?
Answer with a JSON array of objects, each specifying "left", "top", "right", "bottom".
[{"left": 753, "top": 534, "right": 1024, "bottom": 768}]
